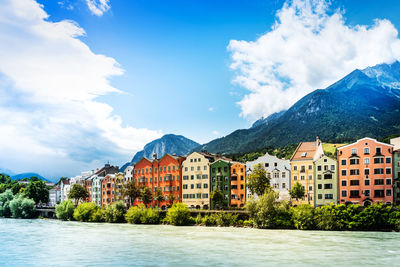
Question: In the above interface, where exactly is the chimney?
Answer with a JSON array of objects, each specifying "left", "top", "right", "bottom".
[
  {"left": 316, "top": 136, "right": 321, "bottom": 146},
  {"left": 153, "top": 153, "right": 158, "bottom": 160}
]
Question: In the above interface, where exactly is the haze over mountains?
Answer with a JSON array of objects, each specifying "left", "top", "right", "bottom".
[{"left": 194, "top": 61, "right": 400, "bottom": 154}]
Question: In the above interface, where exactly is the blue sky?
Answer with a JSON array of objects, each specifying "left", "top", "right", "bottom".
[{"left": 1, "top": 0, "right": 400, "bottom": 179}]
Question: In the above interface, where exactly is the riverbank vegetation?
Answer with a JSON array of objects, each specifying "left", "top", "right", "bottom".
[{"left": 0, "top": 190, "right": 36, "bottom": 219}]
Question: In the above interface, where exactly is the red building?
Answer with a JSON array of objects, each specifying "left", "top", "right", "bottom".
[
  {"left": 101, "top": 174, "right": 116, "bottom": 206},
  {"left": 337, "top": 137, "right": 394, "bottom": 206},
  {"left": 85, "top": 179, "right": 92, "bottom": 202},
  {"left": 133, "top": 154, "right": 185, "bottom": 208}
]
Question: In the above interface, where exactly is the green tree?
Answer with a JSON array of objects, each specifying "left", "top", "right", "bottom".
[
  {"left": 210, "top": 187, "right": 224, "bottom": 210},
  {"left": 154, "top": 188, "right": 164, "bottom": 208},
  {"left": 73, "top": 202, "right": 98, "bottom": 222},
  {"left": 0, "top": 174, "right": 12, "bottom": 184},
  {"left": 9, "top": 195, "right": 36, "bottom": 219},
  {"left": 167, "top": 193, "right": 176, "bottom": 207},
  {"left": 289, "top": 182, "right": 305, "bottom": 201},
  {"left": 246, "top": 163, "right": 270, "bottom": 196},
  {"left": 104, "top": 201, "right": 126, "bottom": 223},
  {"left": 140, "top": 187, "right": 153, "bottom": 207},
  {"left": 291, "top": 204, "right": 315, "bottom": 230},
  {"left": 165, "top": 202, "right": 192, "bottom": 226},
  {"left": 122, "top": 181, "right": 141, "bottom": 207},
  {"left": 24, "top": 181, "right": 49, "bottom": 204},
  {"left": 68, "top": 184, "right": 89, "bottom": 205},
  {"left": 0, "top": 190, "right": 14, "bottom": 217},
  {"left": 11, "top": 182, "right": 25, "bottom": 195},
  {"left": 55, "top": 200, "right": 75, "bottom": 221}
]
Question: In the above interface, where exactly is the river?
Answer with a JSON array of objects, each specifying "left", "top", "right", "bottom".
[{"left": 1, "top": 218, "right": 400, "bottom": 266}]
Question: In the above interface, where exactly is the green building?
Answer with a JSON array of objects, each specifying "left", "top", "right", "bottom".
[
  {"left": 391, "top": 137, "right": 400, "bottom": 205},
  {"left": 210, "top": 159, "right": 231, "bottom": 209},
  {"left": 314, "top": 155, "right": 338, "bottom": 206}
]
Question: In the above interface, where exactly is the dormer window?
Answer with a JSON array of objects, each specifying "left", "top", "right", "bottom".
[{"left": 301, "top": 152, "right": 307, "bottom": 157}]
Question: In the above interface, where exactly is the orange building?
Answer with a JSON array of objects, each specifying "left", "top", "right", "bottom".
[
  {"left": 85, "top": 179, "right": 92, "bottom": 202},
  {"left": 101, "top": 174, "right": 116, "bottom": 206},
  {"left": 132, "top": 154, "right": 185, "bottom": 208},
  {"left": 338, "top": 137, "right": 394, "bottom": 206},
  {"left": 230, "top": 162, "right": 246, "bottom": 207}
]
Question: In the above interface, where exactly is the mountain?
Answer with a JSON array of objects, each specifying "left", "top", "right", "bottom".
[
  {"left": 196, "top": 61, "right": 400, "bottom": 154},
  {"left": 0, "top": 168, "right": 15, "bottom": 176},
  {"left": 11, "top": 173, "right": 50, "bottom": 183},
  {"left": 251, "top": 110, "right": 286, "bottom": 128},
  {"left": 120, "top": 134, "right": 200, "bottom": 171}
]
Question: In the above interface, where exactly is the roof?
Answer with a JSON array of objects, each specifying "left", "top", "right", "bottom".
[
  {"left": 291, "top": 141, "right": 318, "bottom": 161},
  {"left": 337, "top": 137, "right": 394, "bottom": 150}
]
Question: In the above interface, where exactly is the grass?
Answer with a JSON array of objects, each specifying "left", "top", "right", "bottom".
[{"left": 323, "top": 143, "right": 346, "bottom": 159}]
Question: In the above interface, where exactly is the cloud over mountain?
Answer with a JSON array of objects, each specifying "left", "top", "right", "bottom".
[
  {"left": 228, "top": 0, "right": 400, "bottom": 120},
  {"left": 0, "top": 0, "right": 161, "bottom": 178}
]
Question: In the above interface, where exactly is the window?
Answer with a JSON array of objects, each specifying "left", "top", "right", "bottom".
[
  {"left": 374, "top": 190, "right": 384, "bottom": 197},
  {"left": 183, "top": 184, "right": 188, "bottom": 189},
  {"left": 196, "top": 174, "right": 201, "bottom": 179},
  {"left": 190, "top": 175, "right": 194, "bottom": 180},
  {"left": 324, "top": 184, "right": 333, "bottom": 189},
  {"left": 317, "top": 166, "right": 322, "bottom": 171},
  {"left": 197, "top": 166, "right": 200, "bottom": 171},
  {"left": 190, "top": 184, "right": 194, "bottom": 189},
  {"left": 318, "top": 184, "right": 322, "bottom": 189},
  {"left": 191, "top": 167, "right": 194, "bottom": 171},
  {"left": 374, "top": 157, "right": 384, "bottom": 164},
  {"left": 364, "top": 190, "right": 370, "bottom": 196},
  {"left": 231, "top": 185, "right": 238, "bottom": 190},
  {"left": 374, "top": 179, "right": 384, "bottom": 185},
  {"left": 265, "top": 163, "right": 269, "bottom": 167},
  {"left": 350, "top": 190, "right": 360, "bottom": 198},
  {"left": 202, "top": 193, "right": 208, "bottom": 198},
  {"left": 376, "top": 147, "right": 382, "bottom": 154},
  {"left": 309, "top": 175, "right": 313, "bottom": 180},
  {"left": 350, "top": 169, "right": 359, "bottom": 175},
  {"left": 342, "top": 180, "right": 347, "bottom": 186},
  {"left": 386, "top": 178, "right": 392, "bottom": 185},
  {"left": 364, "top": 169, "right": 370, "bottom": 175},
  {"left": 240, "top": 175, "right": 244, "bottom": 181},
  {"left": 342, "top": 191, "right": 347, "bottom": 197},
  {"left": 331, "top": 165, "right": 335, "bottom": 170},
  {"left": 293, "top": 175, "right": 298, "bottom": 181},
  {"left": 374, "top": 168, "right": 384, "bottom": 175},
  {"left": 341, "top": 159, "right": 347, "bottom": 165},
  {"left": 308, "top": 165, "right": 312, "bottom": 170},
  {"left": 202, "top": 174, "right": 208, "bottom": 179},
  {"left": 204, "top": 183, "right": 208, "bottom": 189},
  {"left": 309, "top": 185, "right": 313, "bottom": 191},
  {"left": 364, "top": 158, "right": 370, "bottom": 164},
  {"left": 190, "top": 159, "right": 193, "bottom": 163},
  {"left": 364, "top": 148, "right": 370, "bottom": 154},
  {"left": 318, "top": 174, "right": 322, "bottom": 180},
  {"left": 365, "top": 179, "right": 370, "bottom": 186},
  {"left": 282, "top": 183, "right": 286, "bottom": 189},
  {"left": 301, "top": 152, "right": 307, "bottom": 157},
  {"left": 386, "top": 168, "right": 392, "bottom": 175},
  {"left": 351, "top": 148, "right": 357, "bottom": 155},
  {"left": 318, "top": 194, "right": 322, "bottom": 199},
  {"left": 324, "top": 174, "right": 332, "bottom": 180},
  {"left": 282, "top": 172, "right": 286, "bottom": 178},
  {"left": 301, "top": 176, "right": 305, "bottom": 180},
  {"left": 341, "top": 170, "right": 347, "bottom": 176},
  {"left": 224, "top": 185, "right": 228, "bottom": 191},
  {"left": 274, "top": 172, "right": 279, "bottom": 178},
  {"left": 350, "top": 159, "right": 359, "bottom": 165},
  {"left": 325, "top": 194, "right": 333, "bottom": 199},
  {"left": 196, "top": 183, "right": 201, "bottom": 189},
  {"left": 350, "top": 180, "right": 359, "bottom": 186},
  {"left": 204, "top": 166, "right": 207, "bottom": 170},
  {"left": 386, "top": 189, "right": 392, "bottom": 196},
  {"left": 386, "top": 157, "right": 391, "bottom": 164},
  {"left": 293, "top": 166, "right": 297, "bottom": 171},
  {"left": 196, "top": 193, "right": 201, "bottom": 199}
]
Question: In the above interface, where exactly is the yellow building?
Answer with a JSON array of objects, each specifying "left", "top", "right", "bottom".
[
  {"left": 290, "top": 137, "right": 324, "bottom": 206},
  {"left": 181, "top": 152, "right": 218, "bottom": 209},
  {"left": 114, "top": 172, "right": 125, "bottom": 203}
]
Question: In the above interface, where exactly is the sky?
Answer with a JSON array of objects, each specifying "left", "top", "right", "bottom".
[{"left": 1, "top": 0, "right": 400, "bottom": 179}]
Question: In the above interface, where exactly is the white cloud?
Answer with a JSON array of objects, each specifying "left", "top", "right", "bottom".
[
  {"left": 228, "top": 0, "right": 400, "bottom": 120},
  {"left": 208, "top": 107, "right": 215, "bottom": 112},
  {"left": 86, "top": 0, "right": 110, "bottom": 16},
  {"left": 0, "top": 0, "right": 161, "bottom": 178}
]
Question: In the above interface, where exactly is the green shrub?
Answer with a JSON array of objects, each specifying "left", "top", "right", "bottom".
[
  {"left": 165, "top": 203, "right": 192, "bottom": 226},
  {"left": 91, "top": 208, "right": 105, "bottom": 222},
  {"left": 291, "top": 204, "right": 315, "bottom": 230},
  {"left": 201, "top": 215, "right": 217, "bottom": 226},
  {"left": 141, "top": 207, "right": 160, "bottom": 224},
  {"left": 55, "top": 200, "right": 75, "bottom": 221},
  {"left": 125, "top": 206, "right": 144, "bottom": 224},
  {"left": 243, "top": 220, "right": 253, "bottom": 227},
  {"left": 314, "top": 204, "right": 339, "bottom": 230},
  {"left": 195, "top": 214, "right": 202, "bottom": 225},
  {"left": 104, "top": 201, "right": 126, "bottom": 223},
  {"left": 0, "top": 190, "right": 14, "bottom": 217},
  {"left": 9, "top": 195, "right": 36, "bottom": 219},
  {"left": 215, "top": 213, "right": 238, "bottom": 227},
  {"left": 73, "top": 202, "right": 98, "bottom": 222},
  {"left": 125, "top": 205, "right": 160, "bottom": 224}
]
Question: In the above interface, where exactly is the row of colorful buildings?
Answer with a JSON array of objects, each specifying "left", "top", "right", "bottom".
[{"left": 58, "top": 136, "right": 400, "bottom": 209}]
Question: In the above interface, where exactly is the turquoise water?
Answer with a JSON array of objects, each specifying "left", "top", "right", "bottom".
[{"left": 1, "top": 218, "right": 400, "bottom": 266}]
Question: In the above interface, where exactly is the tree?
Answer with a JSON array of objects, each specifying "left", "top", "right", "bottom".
[
  {"left": 289, "top": 182, "right": 305, "bottom": 202},
  {"left": 24, "top": 181, "right": 49, "bottom": 204},
  {"left": 9, "top": 195, "right": 36, "bottom": 219},
  {"left": 55, "top": 200, "right": 75, "bottom": 221},
  {"left": 154, "top": 188, "right": 164, "bottom": 208},
  {"left": 246, "top": 163, "right": 270, "bottom": 196},
  {"left": 0, "top": 190, "right": 14, "bottom": 217},
  {"left": 167, "top": 193, "right": 176, "bottom": 207},
  {"left": 122, "top": 181, "right": 141, "bottom": 207},
  {"left": 68, "top": 184, "right": 88, "bottom": 205},
  {"left": 210, "top": 187, "right": 224, "bottom": 210},
  {"left": 165, "top": 202, "right": 192, "bottom": 226},
  {"left": 140, "top": 187, "right": 153, "bottom": 207},
  {"left": 11, "top": 182, "right": 25, "bottom": 195}
]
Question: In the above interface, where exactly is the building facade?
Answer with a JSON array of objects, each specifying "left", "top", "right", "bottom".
[
  {"left": 210, "top": 159, "right": 231, "bottom": 209},
  {"left": 101, "top": 174, "right": 116, "bottom": 206},
  {"left": 246, "top": 153, "right": 291, "bottom": 201},
  {"left": 338, "top": 137, "right": 394, "bottom": 206},
  {"left": 91, "top": 175, "right": 102, "bottom": 206},
  {"left": 314, "top": 155, "right": 338, "bottom": 206},
  {"left": 392, "top": 137, "right": 400, "bottom": 205},
  {"left": 181, "top": 152, "right": 215, "bottom": 209},
  {"left": 230, "top": 162, "right": 246, "bottom": 207},
  {"left": 290, "top": 138, "right": 324, "bottom": 206},
  {"left": 49, "top": 185, "right": 61, "bottom": 207},
  {"left": 133, "top": 157, "right": 154, "bottom": 206},
  {"left": 114, "top": 172, "right": 125, "bottom": 202}
]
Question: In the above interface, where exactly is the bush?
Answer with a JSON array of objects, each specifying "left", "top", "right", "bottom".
[
  {"left": 73, "top": 202, "right": 98, "bottom": 222},
  {"left": 243, "top": 220, "right": 253, "bottom": 227},
  {"left": 0, "top": 190, "right": 14, "bottom": 217},
  {"left": 165, "top": 202, "right": 192, "bottom": 226},
  {"left": 291, "top": 204, "right": 315, "bottom": 230},
  {"left": 9, "top": 195, "right": 36, "bottom": 219},
  {"left": 125, "top": 205, "right": 160, "bottom": 224},
  {"left": 195, "top": 214, "right": 202, "bottom": 225},
  {"left": 91, "top": 208, "right": 105, "bottom": 222},
  {"left": 104, "top": 201, "right": 126, "bottom": 223},
  {"left": 201, "top": 215, "right": 217, "bottom": 226},
  {"left": 55, "top": 200, "right": 75, "bottom": 221},
  {"left": 215, "top": 213, "right": 238, "bottom": 227}
]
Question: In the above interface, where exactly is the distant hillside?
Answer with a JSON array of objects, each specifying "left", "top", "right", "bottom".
[
  {"left": 195, "top": 61, "right": 400, "bottom": 154},
  {"left": 120, "top": 134, "right": 200, "bottom": 171},
  {"left": 11, "top": 173, "right": 50, "bottom": 183}
]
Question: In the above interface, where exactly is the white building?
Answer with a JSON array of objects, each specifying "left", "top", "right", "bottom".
[
  {"left": 49, "top": 185, "right": 61, "bottom": 207},
  {"left": 246, "top": 153, "right": 291, "bottom": 201},
  {"left": 124, "top": 165, "right": 133, "bottom": 182},
  {"left": 91, "top": 175, "right": 103, "bottom": 206},
  {"left": 60, "top": 179, "right": 70, "bottom": 202}
]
